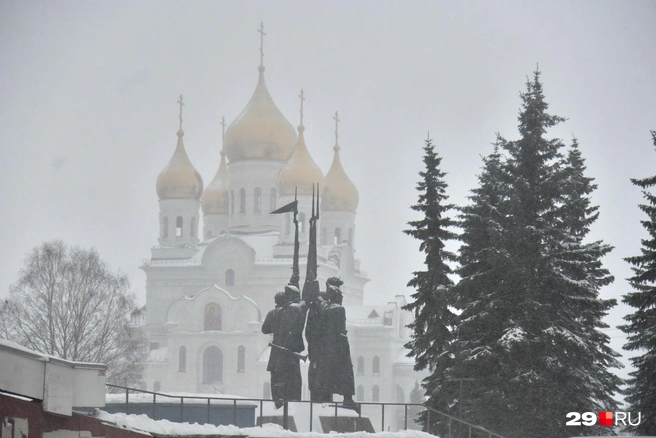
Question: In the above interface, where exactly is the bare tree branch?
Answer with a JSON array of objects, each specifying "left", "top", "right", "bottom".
[{"left": 1, "top": 240, "right": 147, "bottom": 386}]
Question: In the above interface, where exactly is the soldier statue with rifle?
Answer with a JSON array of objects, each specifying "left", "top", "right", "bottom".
[
  {"left": 301, "top": 185, "right": 358, "bottom": 409},
  {"left": 264, "top": 189, "right": 307, "bottom": 407},
  {"left": 314, "top": 277, "right": 357, "bottom": 406},
  {"left": 261, "top": 286, "right": 306, "bottom": 407},
  {"left": 266, "top": 184, "right": 358, "bottom": 411}
]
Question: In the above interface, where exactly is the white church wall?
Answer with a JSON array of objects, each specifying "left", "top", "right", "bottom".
[
  {"left": 144, "top": 230, "right": 370, "bottom": 328},
  {"left": 158, "top": 198, "right": 201, "bottom": 247},
  {"left": 166, "top": 285, "right": 260, "bottom": 333},
  {"left": 203, "top": 213, "right": 229, "bottom": 239},
  {"left": 320, "top": 210, "right": 356, "bottom": 247},
  {"left": 144, "top": 361, "right": 168, "bottom": 392},
  {"left": 350, "top": 331, "right": 399, "bottom": 401},
  {"left": 201, "top": 236, "right": 255, "bottom": 287},
  {"left": 164, "top": 336, "right": 197, "bottom": 391},
  {"left": 228, "top": 160, "right": 285, "bottom": 232}
]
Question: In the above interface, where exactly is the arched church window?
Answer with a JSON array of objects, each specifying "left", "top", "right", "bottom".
[
  {"left": 154, "top": 381, "right": 161, "bottom": 392},
  {"left": 321, "top": 227, "right": 327, "bottom": 245},
  {"left": 334, "top": 227, "right": 342, "bottom": 244},
  {"left": 239, "top": 188, "right": 246, "bottom": 213},
  {"left": 204, "top": 303, "right": 222, "bottom": 331},
  {"left": 357, "top": 356, "right": 364, "bottom": 375},
  {"left": 176, "top": 216, "right": 183, "bottom": 237},
  {"left": 357, "top": 385, "right": 364, "bottom": 401},
  {"left": 348, "top": 228, "right": 353, "bottom": 247},
  {"left": 263, "top": 381, "right": 271, "bottom": 399},
  {"left": 299, "top": 213, "right": 306, "bottom": 233},
  {"left": 237, "top": 345, "right": 246, "bottom": 372},
  {"left": 270, "top": 188, "right": 276, "bottom": 211},
  {"left": 191, "top": 217, "right": 197, "bottom": 238},
  {"left": 202, "top": 346, "right": 223, "bottom": 383},
  {"left": 230, "top": 190, "right": 234, "bottom": 214},
  {"left": 162, "top": 217, "right": 169, "bottom": 238},
  {"left": 179, "top": 346, "right": 187, "bottom": 372},
  {"left": 373, "top": 356, "right": 380, "bottom": 375},
  {"left": 372, "top": 385, "right": 380, "bottom": 402},
  {"left": 254, "top": 188, "right": 262, "bottom": 213},
  {"left": 225, "top": 269, "right": 235, "bottom": 286}
]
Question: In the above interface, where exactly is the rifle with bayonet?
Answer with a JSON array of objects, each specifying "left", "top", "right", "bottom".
[
  {"left": 270, "top": 188, "right": 300, "bottom": 288},
  {"left": 302, "top": 184, "right": 321, "bottom": 305},
  {"left": 269, "top": 342, "right": 308, "bottom": 362},
  {"left": 306, "top": 183, "right": 319, "bottom": 282}
]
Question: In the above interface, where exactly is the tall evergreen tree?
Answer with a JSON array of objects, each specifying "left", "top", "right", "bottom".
[
  {"left": 446, "top": 140, "right": 514, "bottom": 435},
  {"left": 450, "top": 72, "right": 621, "bottom": 438},
  {"left": 620, "top": 130, "right": 656, "bottom": 436},
  {"left": 402, "top": 135, "right": 458, "bottom": 421},
  {"left": 541, "top": 135, "right": 621, "bottom": 435}
]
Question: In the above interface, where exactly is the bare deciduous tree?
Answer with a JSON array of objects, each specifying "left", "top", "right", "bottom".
[{"left": 0, "top": 240, "right": 146, "bottom": 387}]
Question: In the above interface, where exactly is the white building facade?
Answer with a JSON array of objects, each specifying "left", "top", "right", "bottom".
[{"left": 140, "top": 37, "right": 427, "bottom": 424}]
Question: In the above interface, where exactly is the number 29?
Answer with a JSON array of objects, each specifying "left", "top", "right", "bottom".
[{"left": 566, "top": 412, "right": 596, "bottom": 426}]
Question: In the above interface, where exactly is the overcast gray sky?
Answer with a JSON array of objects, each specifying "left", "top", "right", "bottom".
[{"left": 1, "top": 0, "right": 655, "bottom": 383}]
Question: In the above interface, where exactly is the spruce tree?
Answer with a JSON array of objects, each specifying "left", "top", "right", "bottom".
[
  {"left": 620, "top": 130, "right": 656, "bottom": 436},
  {"left": 451, "top": 71, "right": 621, "bottom": 438},
  {"left": 542, "top": 136, "right": 621, "bottom": 435},
  {"left": 449, "top": 140, "right": 513, "bottom": 435},
  {"left": 402, "top": 135, "right": 458, "bottom": 425}
]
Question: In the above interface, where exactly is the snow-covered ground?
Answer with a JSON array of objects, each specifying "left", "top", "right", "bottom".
[
  {"left": 92, "top": 408, "right": 438, "bottom": 438},
  {"left": 258, "top": 401, "right": 359, "bottom": 432},
  {"left": 103, "top": 391, "right": 422, "bottom": 434}
]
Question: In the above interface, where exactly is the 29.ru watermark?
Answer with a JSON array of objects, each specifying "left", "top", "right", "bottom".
[{"left": 566, "top": 412, "right": 641, "bottom": 427}]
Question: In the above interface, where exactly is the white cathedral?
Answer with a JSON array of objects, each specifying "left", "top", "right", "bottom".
[{"left": 139, "top": 28, "right": 426, "bottom": 413}]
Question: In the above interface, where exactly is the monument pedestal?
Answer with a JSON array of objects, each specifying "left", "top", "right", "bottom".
[
  {"left": 319, "top": 416, "right": 375, "bottom": 433},
  {"left": 257, "top": 402, "right": 374, "bottom": 433},
  {"left": 256, "top": 415, "right": 298, "bottom": 432}
]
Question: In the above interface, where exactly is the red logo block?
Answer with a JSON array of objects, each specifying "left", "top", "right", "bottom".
[{"left": 599, "top": 411, "right": 613, "bottom": 426}]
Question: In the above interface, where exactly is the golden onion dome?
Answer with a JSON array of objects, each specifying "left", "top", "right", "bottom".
[
  {"left": 224, "top": 67, "right": 297, "bottom": 162},
  {"left": 322, "top": 143, "right": 359, "bottom": 212},
  {"left": 156, "top": 130, "right": 204, "bottom": 200},
  {"left": 201, "top": 150, "right": 230, "bottom": 214},
  {"left": 278, "top": 126, "right": 324, "bottom": 196}
]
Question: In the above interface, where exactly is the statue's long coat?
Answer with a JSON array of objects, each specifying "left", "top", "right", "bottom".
[
  {"left": 312, "top": 300, "right": 355, "bottom": 397},
  {"left": 262, "top": 301, "right": 305, "bottom": 400}
]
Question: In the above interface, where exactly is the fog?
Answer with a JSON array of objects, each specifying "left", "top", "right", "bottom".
[{"left": 1, "top": 0, "right": 655, "bottom": 382}]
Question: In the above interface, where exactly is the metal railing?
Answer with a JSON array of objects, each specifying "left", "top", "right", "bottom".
[{"left": 105, "top": 384, "right": 507, "bottom": 438}]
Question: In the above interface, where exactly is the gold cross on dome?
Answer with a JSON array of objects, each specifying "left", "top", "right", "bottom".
[
  {"left": 220, "top": 116, "right": 226, "bottom": 140},
  {"left": 299, "top": 89, "right": 305, "bottom": 126},
  {"left": 177, "top": 95, "right": 185, "bottom": 131},
  {"left": 258, "top": 22, "right": 266, "bottom": 67},
  {"left": 333, "top": 111, "right": 340, "bottom": 145}
]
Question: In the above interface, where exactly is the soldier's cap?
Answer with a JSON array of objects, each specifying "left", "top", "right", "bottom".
[
  {"left": 326, "top": 277, "right": 343, "bottom": 287},
  {"left": 284, "top": 284, "right": 300, "bottom": 294},
  {"left": 327, "top": 284, "right": 343, "bottom": 295}
]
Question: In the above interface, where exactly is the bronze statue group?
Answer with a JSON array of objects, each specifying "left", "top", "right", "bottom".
[{"left": 263, "top": 186, "right": 357, "bottom": 410}]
